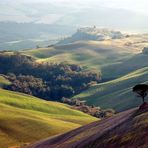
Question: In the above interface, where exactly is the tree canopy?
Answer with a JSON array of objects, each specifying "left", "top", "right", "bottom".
[
  {"left": 0, "top": 53, "right": 101, "bottom": 101},
  {"left": 133, "top": 84, "right": 148, "bottom": 103}
]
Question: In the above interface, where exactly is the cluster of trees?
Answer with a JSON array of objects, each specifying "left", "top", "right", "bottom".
[
  {"left": 0, "top": 53, "right": 101, "bottom": 101},
  {"left": 7, "top": 74, "right": 51, "bottom": 99},
  {"left": 62, "top": 98, "right": 115, "bottom": 118}
]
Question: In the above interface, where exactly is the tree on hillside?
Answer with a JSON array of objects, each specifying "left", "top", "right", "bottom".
[{"left": 133, "top": 84, "right": 148, "bottom": 103}]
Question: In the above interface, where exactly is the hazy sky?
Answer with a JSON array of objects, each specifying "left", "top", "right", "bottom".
[
  {"left": 1, "top": 0, "right": 148, "bottom": 32},
  {"left": 4, "top": 0, "right": 147, "bottom": 13}
]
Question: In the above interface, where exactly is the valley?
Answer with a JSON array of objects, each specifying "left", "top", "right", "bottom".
[
  {"left": 0, "top": 0, "right": 148, "bottom": 147},
  {"left": 0, "top": 27, "right": 147, "bottom": 148}
]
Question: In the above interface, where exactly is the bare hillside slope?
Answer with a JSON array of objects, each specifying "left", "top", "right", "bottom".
[{"left": 29, "top": 107, "right": 148, "bottom": 148}]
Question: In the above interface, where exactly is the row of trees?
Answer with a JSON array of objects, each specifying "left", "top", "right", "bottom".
[{"left": 62, "top": 98, "right": 115, "bottom": 118}]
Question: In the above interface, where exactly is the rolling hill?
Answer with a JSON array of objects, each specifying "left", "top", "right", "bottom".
[
  {"left": 102, "top": 52, "right": 148, "bottom": 79},
  {"left": 0, "top": 88, "right": 97, "bottom": 148},
  {"left": 29, "top": 108, "right": 148, "bottom": 148},
  {"left": 74, "top": 67, "right": 148, "bottom": 112},
  {"left": 21, "top": 38, "right": 148, "bottom": 113},
  {"left": 23, "top": 33, "right": 148, "bottom": 80},
  {"left": 23, "top": 40, "right": 134, "bottom": 75}
]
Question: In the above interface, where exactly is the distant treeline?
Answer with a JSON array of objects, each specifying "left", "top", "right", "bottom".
[{"left": 0, "top": 53, "right": 101, "bottom": 101}]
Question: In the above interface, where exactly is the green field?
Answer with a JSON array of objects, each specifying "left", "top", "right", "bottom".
[
  {"left": 74, "top": 67, "right": 148, "bottom": 112},
  {"left": 22, "top": 42, "right": 148, "bottom": 112},
  {"left": 0, "top": 40, "right": 147, "bottom": 147},
  {"left": 0, "top": 88, "right": 97, "bottom": 148},
  {"left": 102, "top": 53, "right": 148, "bottom": 79},
  {"left": 2, "top": 41, "right": 148, "bottom": 113},
  {"left": 23, "top": 41, "right": 133, "bottom": 73},
  {"left": 0, "top": 75, "right": 11, "bottom": 87},
  {"left": 23, "top": 41, "right": 148, "bottom": 80}
]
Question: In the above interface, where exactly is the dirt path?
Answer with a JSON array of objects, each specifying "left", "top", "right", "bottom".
[{"left": 28, "top": 108, "right": 138, "bottom": 148}]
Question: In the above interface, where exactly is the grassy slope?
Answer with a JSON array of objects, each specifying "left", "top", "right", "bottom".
[
  {"left": 22, "top": 41, "right": 147, "bottom": 112},
  {"left": 0, "top": 75, "right": 11, "bottom": 87},
  {"left": 90, "top": 109, "right": 148, "bottom": 148},
  {"left": 102, "top": 53, "right": 148, "bottom": 79},
  {"left": 74, "top": 67, "right": 148, "bottom": 112},
  {"left": 0, "top": 89, "right": 97, "bottom": 148},
  {"left": 30, "top": 108, "right": 148, "bottom": 148},
  {"left": 23, "top": 41, "right": 133, "bottom": 72},
  {"left": 23, "top": 41, "right": 148, "bottom": 79}
]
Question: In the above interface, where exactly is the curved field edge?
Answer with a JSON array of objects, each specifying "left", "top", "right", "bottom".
[
  {"left": 0, "top": 89, "right": 97, "bottom": 148},
  {"left": 73, "top": 67, "right": 148, "bottom": 112}
]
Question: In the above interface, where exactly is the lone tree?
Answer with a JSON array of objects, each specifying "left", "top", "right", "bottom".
[{"left": 133, "top": 84, "right": 148, "bottom": 103}]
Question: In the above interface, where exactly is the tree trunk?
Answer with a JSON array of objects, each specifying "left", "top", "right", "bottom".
[{"left": 142, "top": 97, "right": 145, "bottom": 103}]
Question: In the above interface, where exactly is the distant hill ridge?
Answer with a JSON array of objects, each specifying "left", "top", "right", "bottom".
[{"left": 58, "top": 27, "right": 124, "bottom": 44}]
